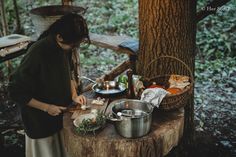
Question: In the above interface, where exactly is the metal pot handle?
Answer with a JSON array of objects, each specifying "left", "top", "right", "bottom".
[
  {"left": 78, "top": 76, "right": 96, "bottom": 84},
  {"left": 150, "top": 103, "right": 156, "bottom": 109},
  {"left": 142, "top": 101, "right": 156, "bottom": 110},
  {"left": 107, "top": 114, "right": 123, "bottom": 122},
  {"left": 81, "top": 7, "right": 88, "bottom": 15}
]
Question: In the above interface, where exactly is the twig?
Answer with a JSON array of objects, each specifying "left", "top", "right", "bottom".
[
  {"left": 197, "top": 0, "right": 231, "bottom": 22},
  {"left": 0, "top": 29, "right": 2, "bottom": 36}
]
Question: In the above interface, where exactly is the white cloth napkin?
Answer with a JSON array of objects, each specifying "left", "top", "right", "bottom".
[{"left": 140, "top": 88, "right": 169, "bottom": 108}]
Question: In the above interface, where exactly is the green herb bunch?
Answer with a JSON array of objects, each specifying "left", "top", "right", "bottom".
[{"left": 75, "top": 111, "right": 107, "bottom": 135}]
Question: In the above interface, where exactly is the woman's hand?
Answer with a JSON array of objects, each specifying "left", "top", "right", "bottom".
[
  {"left": 27, "top": 98, "right": 66, "bottom": 116},
  {"left": 46, "top": 105, "right": 66, "bottom": 116},
  {"left": 73, "top": 95, "right": 87, "bottom": 105}
]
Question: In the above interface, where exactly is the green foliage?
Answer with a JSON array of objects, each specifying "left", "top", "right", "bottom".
[
  {"left": 74, "top": 0, "right": 138, "bottom": 37},
  {"left": 0, "top": 56, "right": 23, "bottom": 78},
  {"left": 72, "top": 0, "right": 137, "bottom": 73},
  {"left": 195, "top": 57, "right": 236, "bottom": 84},
  {"left": 196, "top": 1, "right": 236, "bottom": 59},
  {"left": 79, "top": 45, "right": 128, "bottom": 75},
  {"left": 4, "top": 133, "right": 20, "bottom": 146},
  {"left": 195, "top": 57, "right": 236, "bottom": 107}
]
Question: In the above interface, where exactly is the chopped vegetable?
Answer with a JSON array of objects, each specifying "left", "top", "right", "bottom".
[
  {"left": 166, "top": 88, "right": 182, "bottom": 94},
  {"left": 118, "top": 75, "right": 128, "bottom": 87}
]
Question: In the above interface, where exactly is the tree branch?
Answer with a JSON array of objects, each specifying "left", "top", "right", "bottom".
[
  {"left": 13, "top": 0, "right": 22, "bottom": 33},
  {"left": 197, "top": 0, "right": 231, "bottom": 22},
  {"left": 0, "top": 0, "right": 9, "bottom": 35},
  {"left": 0, "top": 29, "right": 3, "bottom": 36}
]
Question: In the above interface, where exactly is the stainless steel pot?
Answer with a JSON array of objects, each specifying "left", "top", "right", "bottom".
[{"left": 108, "top": 99, "right": 154, "bottom": 138}]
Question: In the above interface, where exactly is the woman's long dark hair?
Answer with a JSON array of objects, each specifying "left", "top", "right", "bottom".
[
  {"left": 38, "top": 13, "right": 90, "bottom": 44},
  {"left": 37, "top": 13, "right": 90, "bottom": 90}
]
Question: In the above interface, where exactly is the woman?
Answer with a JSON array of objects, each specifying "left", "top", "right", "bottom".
[{"left": 8, "top": 13, "right": 90, "bottom": 157}]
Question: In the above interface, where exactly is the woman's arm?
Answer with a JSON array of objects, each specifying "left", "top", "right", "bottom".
[
  {"left": 71, "top": 80, "right": 78, "bottom": 100},
  {"left": 27, "top": 98, "right": 66, "bottom": 116},
  {"left": 71, "top": 80, "right": 86, "bottom": 105}
]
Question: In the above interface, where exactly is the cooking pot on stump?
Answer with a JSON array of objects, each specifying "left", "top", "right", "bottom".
[{"left": 108, "top": 99, "right": 154, "bottom": 138}]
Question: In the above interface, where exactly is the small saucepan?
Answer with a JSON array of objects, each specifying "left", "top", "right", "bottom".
[{"left": 79, "top": 76, "right": 127, "bottom": 97}]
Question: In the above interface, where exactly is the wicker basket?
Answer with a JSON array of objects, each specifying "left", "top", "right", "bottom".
[{"left": 143, "top": 56, "right": 194, "bottom": 111}]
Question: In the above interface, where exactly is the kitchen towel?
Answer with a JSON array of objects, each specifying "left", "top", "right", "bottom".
[{"left": 140, "top": 88, "right": 169, "bottom": 108}]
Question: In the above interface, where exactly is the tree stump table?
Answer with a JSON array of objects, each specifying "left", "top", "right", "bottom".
[{"left": 63, "top": 95, "right": 184, "bottom": 157}]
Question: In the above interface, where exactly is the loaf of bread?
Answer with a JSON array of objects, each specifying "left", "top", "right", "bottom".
[{"left": 168, "top": 75, "right": 190, "bottom": 90}]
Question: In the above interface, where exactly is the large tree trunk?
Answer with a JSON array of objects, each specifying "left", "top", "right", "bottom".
[{"left": 137, "top": 0, "right": 196, "bottom": 144}]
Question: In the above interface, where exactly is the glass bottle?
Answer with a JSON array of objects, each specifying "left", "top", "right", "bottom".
[{"left": 126, "top": 69, "right": 135, "bottom": 99}]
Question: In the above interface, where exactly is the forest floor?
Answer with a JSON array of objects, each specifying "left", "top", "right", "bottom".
[{"left": 0, "top": 53, "right": 235, "bottom": 157}]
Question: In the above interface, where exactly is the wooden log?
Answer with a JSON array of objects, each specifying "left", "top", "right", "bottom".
[
  {"left": 63, "top": 100, "right": 184, "bottom": 157},
  {"left": 89, "top": 33, "right": 136, "bottom": 56}
]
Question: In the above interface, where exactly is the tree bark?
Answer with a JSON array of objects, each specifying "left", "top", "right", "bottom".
[
  {"left": 61, "top": 0, "right": 73, "bottom": 5},
  {"left": 138, "top": 0, "right": 196, "bottom": 145},
  {"left": 0, "top": 0, "right": 8, "bottom": 35}
]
